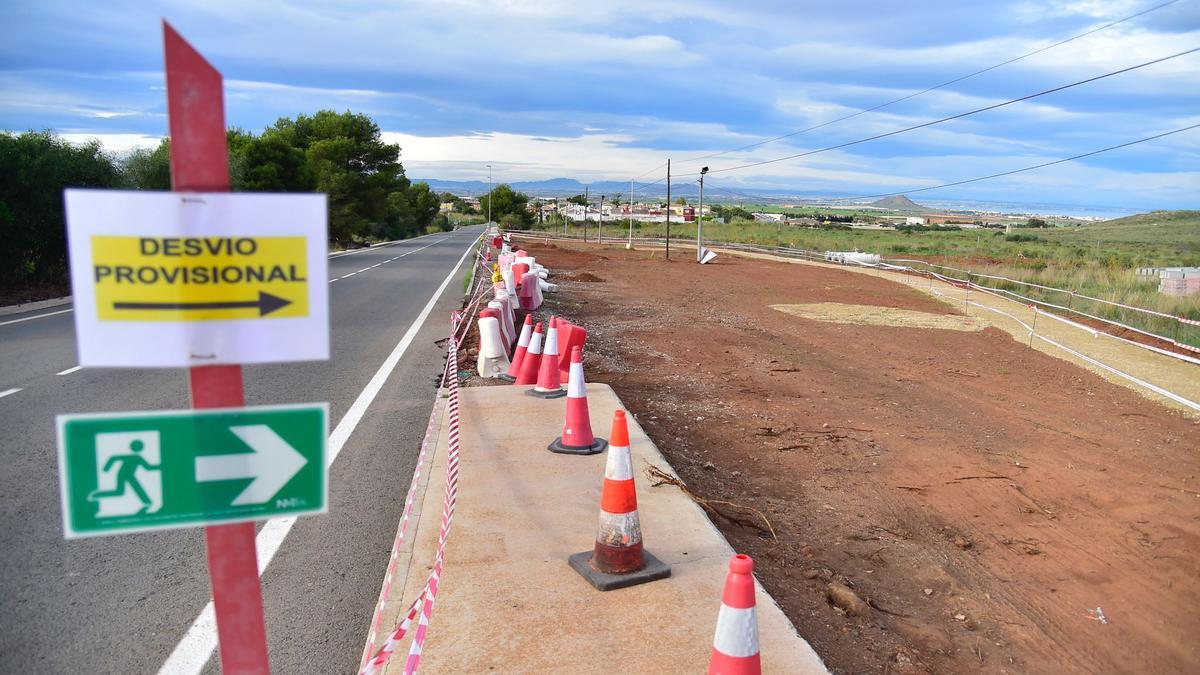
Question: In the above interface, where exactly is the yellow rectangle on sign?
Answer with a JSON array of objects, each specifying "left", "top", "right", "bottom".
[{"left": 91, "top": 236, "right": 309, "bottom": 321}]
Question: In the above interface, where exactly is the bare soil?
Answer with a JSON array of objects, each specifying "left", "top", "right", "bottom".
[{"left": 516, "top": 241, "right": 1200, "bottom": 675}]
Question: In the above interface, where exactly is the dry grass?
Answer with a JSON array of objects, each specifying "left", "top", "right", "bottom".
[{"left": 771, "top": 303, "right": 985, "bottom": 332}]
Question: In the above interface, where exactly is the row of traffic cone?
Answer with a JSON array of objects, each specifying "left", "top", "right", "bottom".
[{"left": 485, "top": 231, "right": 762, "bottom": 673}]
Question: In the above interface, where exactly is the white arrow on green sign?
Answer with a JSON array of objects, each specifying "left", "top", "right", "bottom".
[{"left": 57, "top": 403, "right": 327, "bottom": 538}]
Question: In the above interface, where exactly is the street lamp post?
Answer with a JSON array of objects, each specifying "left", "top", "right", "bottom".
[
  {"left": 599, "top": 195, "right": 604, "bottom": 244},
  {"left": 486, "top": 163, "right": 493, "bottom": 226},
  {"left": 697, "top": 166, "right": 709, "bottom": 262}
]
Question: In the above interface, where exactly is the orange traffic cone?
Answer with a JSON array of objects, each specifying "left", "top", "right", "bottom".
[
  {"left": 528, "top": 316, "right": 565, "bottom": 398},
  {"left": 548, "top": 346, "right": 607, "bottom": 455},
  {"left": 500, "top": 314, "right": 533, "bottom": 382},
  {"left": 514, "top": 321, "right": 543, "bottom": 386},
  {"left": 568, "top": 410, "right": 670, "bottom": 591},
  {"left": 708, "top": 554, "right": 761, "bottom": 675}
]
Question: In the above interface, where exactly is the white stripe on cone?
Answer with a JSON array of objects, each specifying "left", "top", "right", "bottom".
[
  {"left": 514, "top": 322, "right": 532, "bottom": 349},
  {"left": 526, "top": 330, "right": 543, "bottom": 355},
  {"left": 543, "top": 324, "right": 559, "bottom": 358},
  {"left": 567, "top": 361, "right": 585, "bottom": 398},
  {"left": 712, "top": 605, "right": 759, "bottom": 658},
  {"left": 596, "top": 510, "right": 642, "bottom": 546},
  {"left": 604, "top": 445, "right": 632, "bottom": 480}
]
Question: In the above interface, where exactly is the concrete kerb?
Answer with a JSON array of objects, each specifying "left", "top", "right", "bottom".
[
  {"left": 0, "top": 295, "right": 72, "bottom": 317},
  {"left": 367, "top": 383, "right": 828, "bottom": 674}
]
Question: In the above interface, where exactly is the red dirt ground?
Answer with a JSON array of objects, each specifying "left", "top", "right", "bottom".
[{"left": 509, "top": 240, "right": 1200, "bottom": 675}]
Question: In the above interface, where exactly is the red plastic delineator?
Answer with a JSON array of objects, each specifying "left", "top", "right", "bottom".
[{"left": 554, "top": 318, "right": 588, "bottom": 383}]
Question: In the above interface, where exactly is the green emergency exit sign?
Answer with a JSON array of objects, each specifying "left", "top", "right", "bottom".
[{"left": 57, "top": 403, "right": 327, "bottom": 538}]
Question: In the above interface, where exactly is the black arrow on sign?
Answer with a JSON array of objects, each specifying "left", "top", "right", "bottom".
[{"left": 113, "top": 291, "right": 292, "bottom": 316}]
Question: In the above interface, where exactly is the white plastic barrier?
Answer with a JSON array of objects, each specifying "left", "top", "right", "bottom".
[
  {"left": 517, "top": 271, "right": 544, "bottom": 310},
  {"left": 824, "top": 251, "right": 881, "bottom": 265},
  {"left": 488, "top": 299, "right": 515, "bottom": 352},
  {"left": 476, "top": 310, "right": 511, "bottom": 378}
]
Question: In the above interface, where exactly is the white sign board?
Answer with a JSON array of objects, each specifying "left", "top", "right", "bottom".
[{"left": 64, "top": 190, "right": 329, "bottom": 367}]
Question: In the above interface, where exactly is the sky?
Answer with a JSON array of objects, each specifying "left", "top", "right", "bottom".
[{"left": 1, "top": 0, "right": 1198, "bottom": 213}]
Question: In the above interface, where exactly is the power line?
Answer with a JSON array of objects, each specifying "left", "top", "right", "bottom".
[
  {"left": 812, "top": 124, "right": 1200, "bottom": 202},
  {"left": 683, "top": 46, "right": 1199, "bottom": 177},
  {"left": 629, "top": 161, "right": 669, "bottom": 182},
  {"left": 621, "top": 123, "right": 1198, "bottom": 206},
  {"left": 681, "top": 0, "right": 1183, "bottom": 164},
  {"left": 705, "top": 183, "right": 793, "bottom": 204}
]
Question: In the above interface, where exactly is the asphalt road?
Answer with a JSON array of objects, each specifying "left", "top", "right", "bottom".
[{"left": 0, "top": 225, "right": 484, "bottom": 673}]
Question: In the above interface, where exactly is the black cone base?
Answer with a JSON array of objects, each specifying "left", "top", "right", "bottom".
[
  {"left": 548, "top": 436, "right": 608, "bottom": 455},
  {"left": 497, "top": 374, "right": 516, "bottom": 382},
  {"left": 525, "top": 387, "right": 567, "bottom": 399},
  {"left": 568, "top": 550, "right": 671, "bottom": 591}
]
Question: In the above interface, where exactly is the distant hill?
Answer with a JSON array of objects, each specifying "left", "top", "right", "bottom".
[
  {"left": 869, "top": 195, "right": 926, "bottom": 212},
  {"left": 1042, "top": 210, "right": 1200, "bottom": 248},
  {"left": 416, "top": 177, "right": 762, "bottom": 200}
]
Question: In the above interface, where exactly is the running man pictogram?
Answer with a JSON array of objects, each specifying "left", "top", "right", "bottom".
[{"left": 88, "top": 434, "right": 162, "bottom": 516}]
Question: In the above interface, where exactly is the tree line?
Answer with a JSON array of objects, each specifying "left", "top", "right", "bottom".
[{"left": 0, "top": 110, "right": 448, "bottom": 295}]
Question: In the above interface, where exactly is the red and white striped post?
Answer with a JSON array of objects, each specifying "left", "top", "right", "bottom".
[{"left": 164, "top": 21, "right": 270, "bottom": 673}]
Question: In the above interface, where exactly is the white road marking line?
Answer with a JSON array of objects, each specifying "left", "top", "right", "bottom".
[
  {"left": 326, "top": 229, "right": 449, "bottom": 259},
  {"left": 329, "top": 240, "right": 443, "bottom": 283},
  {"left": 0, "top": 308, "right": 74, "bottom": 327},
  {"left": 157, "top": 233, "right": 480, "bottom": 675},
  {"left": 56, "top": 366, "right": 82, "bottom": 376},
  {"left": 0, "top": 388, "right": 22, "bottom": 399}
]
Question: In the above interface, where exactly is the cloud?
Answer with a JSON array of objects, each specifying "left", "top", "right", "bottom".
[
  {"left": 2, "top": 0, "right": 1196, "bottom": 211},
  {"left": 59, "top": 132, "right": 162, "bottom": 153}
]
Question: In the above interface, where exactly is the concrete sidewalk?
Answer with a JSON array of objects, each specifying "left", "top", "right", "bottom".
[{"left": 369, "top": 383, "right": 829, "bottom": 673}]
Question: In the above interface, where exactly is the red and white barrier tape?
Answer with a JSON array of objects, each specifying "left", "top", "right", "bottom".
[
  {"left": 358, "top": 237, "right": 490, "bottom": 673},
  {"left": 358, "top": 348, "right": 455, "bottom": 668},
  {"left": 359, "top": 311, "right": 468, "bottom": 675}
]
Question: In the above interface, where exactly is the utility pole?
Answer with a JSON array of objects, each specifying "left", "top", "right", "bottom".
[
  {"left": 486, "top": 163, "right": 493, "bottom": 226},
  {"left": 583, "top": 186, "right": 589, "bottom": 242},
  {"left": 665, "top": 159, "right": 671, "bottom": 260},
  {"left": 697, "top": 166, "right": 709, "bottom": 263},
  {"left": 628, "top": 179, "right": 634, "bottom": 248},
  {"left": 599, "top": 194, "right": 604, "bottom": 244}
]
